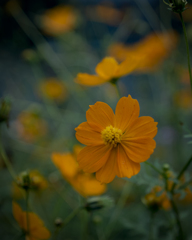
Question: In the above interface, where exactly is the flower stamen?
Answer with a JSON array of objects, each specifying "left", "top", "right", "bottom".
[{"left": 101, "top": 125, "right": 122, "bottom": 147}]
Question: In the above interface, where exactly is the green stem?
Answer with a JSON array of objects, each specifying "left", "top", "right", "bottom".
[
  {"left": 171, "top": 155, "right": 192, "bottom": 193},
  {"left": 169, "top": 196, "right": 184, "bottom": 240},
  {"left": 25, "top": 189, "right": 30, "bottom": 235},
  {"left": 0, "top": 128, "right": 17, "bottom": 180},
  {"left": 179, "top": 12, "right": 192, "bottom": 91},
  {"left": 144, "top": 162, "right": 164, "bottom": 176},
  {"left": 111, "top": 82, "right": 121, "bottom": 99}
]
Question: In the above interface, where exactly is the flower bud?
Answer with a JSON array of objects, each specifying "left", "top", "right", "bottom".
[
  {"left": 55, "top": 218, "right": 63, "bottom": 227},
  {"left": 17, "top": 171, "right": 31, "bottom": 190},
  {"left": 84, "top": 196, "right": 114, "bottom": 212},
  {"left": 0, "top": 99, "right": 11, "bottom": 127},
  {"left": 166, "top": 0, "right": 188, "bottom": 13}
]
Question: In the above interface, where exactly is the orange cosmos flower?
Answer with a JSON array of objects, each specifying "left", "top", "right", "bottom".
[
  {"left": 108, "top": 31, "right": 178, "bottom": 72},
  {"left": 13, "top": 202, "right": 50, "bottom": 240},
  {"left": 41, "top": 5, "right": 76, "bottom": 36},
  {"left": 39, "top": 78, "right": 67, "bottom": 102},
  {"left": 75, "top": 95, "right": 158, "bottom": 183},
  {"left": 76, "top": 56, "right": 140, "bottom": 86},
  {"left": 52, "top": 146, "right": 106, "bottom": 197}
]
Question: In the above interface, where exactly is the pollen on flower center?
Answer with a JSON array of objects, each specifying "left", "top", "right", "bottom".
[{"left": 101, "top": 125, "right": 122, "bottom": 147}]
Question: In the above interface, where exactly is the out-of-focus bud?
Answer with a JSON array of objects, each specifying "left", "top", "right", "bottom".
[
  {"left": 84, "top": 196, "right": 114, "bottom": 212},
  {"left": 21, "top": 49, "right": 40, "bottom": 63},
  {"left": 55, "top": 218, "right": 63, "bottom": 227},
  {"left": 164, "top": 0, "right": 188, "bottom": 13},
  {"left": 92, "top": 215, "right": 102, "bottom": 224},
  {"left": 0, "top": 99, "right": 11, "bottom": 127},
  {"left": 163, "top": 164, "right": 170, "bottom": 172},
  {"left": 17, "top": 171, "right": 31, "bottom": 190}
]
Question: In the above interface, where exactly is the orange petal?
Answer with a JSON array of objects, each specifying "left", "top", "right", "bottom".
[
  {"left": 12, "top": 202, "right": 23, "bottom": 229},
  {"left": 52, "top": 153, "right": 79, "bottom": 179},
  {"left": 95, "top": 57, "right": 119, "bottom": 80},
  {"left": 77, "top": 144, "right": 112, "bottom": 173},
  {"left": 86, "top": 102, "right": 115, "bottom": 132},
  {"left": 122, "top": 137, "right": 156, "bottom": 163},
  {"left": 116, "top": 145, "right": 140, "bottom": 178},
  {"left": 114, "top": 56, "right": 140, "bottom": 77},
  {"left": 115, "top": 95, "right": 140, "bottom": 132},
  {"left": 30, "top": 226, "right": 51, "bottom": 239},
  {"left": 96, "top": 147, "right": 117, "bottom": 183},
  {"left": 124, "top": 116, "right": 158, "bottom": 138},
  {"left": 75, "top": 122, "right": 103, "bottom": 146},
  {"left": 75, "top": 73, "right": 107, "bottom": 86}
]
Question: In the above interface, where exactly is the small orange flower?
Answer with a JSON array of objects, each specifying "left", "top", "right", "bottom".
[
  {"left": 13, "top": 202, "right": 50, "bottom": 240},
  {"left": 108, "top": 32, "right": 178, "bottom": 72},
  {"left": 143, "top": 186, "right": 171, "bottom": 211},
  {"left": 75, "top": 95, "right": 158, "bottom": 183},
  {"left": 12, "top": 170, "right": 48, "bottom": 199},
  {"left": 16, "top": 111, "right": 47, "bottom": 142},
  {"left": 52, "top": 146, "right": 106, "bottom": 197},
  {"left": 174, "top": 90, "right": 192, "bottom": 109},
  {"left": 39, "top": 78, "right": 67, "bottom": 102},
  {"left": 75, "top": 57, "right": 140, "bottom": 86},
  {"left": 41, "top": 5, "right": 76, "bottom": 36}
]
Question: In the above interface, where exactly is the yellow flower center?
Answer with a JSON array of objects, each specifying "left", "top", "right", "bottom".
[{"left": 101, "top": 125, "right": 122, "bottom": 147}]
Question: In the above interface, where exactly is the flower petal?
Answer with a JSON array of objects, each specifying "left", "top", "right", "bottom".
[
  {"left": 86, "top": 102, "right": 115, "bottom": 131},
  {"left": 12, "top": 202, "right": 23, "bottom": 229},
  {"left": 114, "top": 56, "right": 140, "bottom": 77},
  {"left": 115, "top": 95, "right": 140, "bottom": 132},
  {"left": 124, "top": 116, "right": 158, "bottom": 138},
  {"left": 122, "top": 137, "right": 156, "bottom": 163},
  {"left": 96, "top": 147, "right": 117, "bottom": 183},
  {"left": 75, "top": 122, "right": 103, "bottom": 146},
  {"left": 95, "top": 57, "right": 119, "bottom": 80},
  {"left": 77, "top": 144, "right": 112, "bottom": 173},
  {"left": 75, "top": 73, "right": 107, "bottom": 86},
  {"left": 116, "top": 145, "right": 140, "bottom": 178}
]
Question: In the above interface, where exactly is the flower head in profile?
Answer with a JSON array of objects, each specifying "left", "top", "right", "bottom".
[
  {"left": 39, "top": 78, "right": 67, "bottom": 102},
  {"left": 13, "top": 202, "right": 50, "bottom": 240},
  {"left": 41, "top": 5, "right": 77, "bottom": 36},
  {"left": 12, "top": 170, "right": 48, "bottom": 199},
  {"left": 108, "top": 31, "right": 178, "bottom": 72},
  {"left": 51, "top": 146, "right": 106, "bottom": 197},
  {"left": 76, "top": 56, "right": 140, "bottom": 86},
  {"left": 75, "top": 95, "right": 158, "bottom": 183}
]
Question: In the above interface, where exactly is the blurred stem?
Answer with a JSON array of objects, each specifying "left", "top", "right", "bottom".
[
  {"left": 164, "top": 175, "right": 184, "bottom": 239},
  {"left": 144, "top": 162, "right": 164, "bottom": 176},
  {"left": 110, "top": 79, "right": 121, "bottom": 98},
  {"left": 25, "top": 189, "right": 30, "bottom": 235},
  {"left": 179, "top": 12, "right": 192, "bottom": 91},
  {"left": 0, "top": 127, "right": 17, "bottom": 180},
  {"left": 53, "top": 207, "right": 81, "bottom": 240},
  {"left": 102, "top": 181, "right": 131, "bottom": 240},
  {"left": 149, "top": 212, "right": 155, "bottom": 240},
  {"left": 171, "top": 155, "right": 192, "bottom": 193}
]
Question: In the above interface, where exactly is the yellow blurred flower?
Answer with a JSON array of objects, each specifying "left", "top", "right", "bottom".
[
  {"left": 174, "top": 89, "right": 192, "bottom": 109},
  {"left": 13, "top": 202, "right": 50, "bottom": 240},
  {"left": 41, "top": 5, "right": 76, "bottom": 36},
  {"left": 75, "top": 95, "right": 157, "bottom": 183},
  {"left": 16, "top": 111, "right": 47, "bottom": 142},
  {"left": 51, "top": 146, "right": 106, "bottom": 197},
  {"left": 39, "top": 78, "right": 67, "bottom": 102},
  {"left": 108, "top": 31, "right": 178, "bottom": 72},
  {"left": 86, "top": 4, "right": 123, "bottom": 26},
  {"left": 143, "top": 186, "right": 171, "bottom": 211},
  {"left": 12, "top": 170, "right": 48, "bottom": 199},
  {"left": 75, "top": 56, "right": 140, "bottom": 86}
]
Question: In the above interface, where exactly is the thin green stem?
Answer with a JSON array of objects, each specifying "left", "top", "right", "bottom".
[
  {"left": 169, "top": 196, "right": 184, "bottom": 240},
  {"left": 171, "top": 155, "right": 192, "bottom": 193},
  {"left": 111, "top": 82, "right": 121, "bottom": 99},
  {"left": 179, "top": 12, "right": 192, "bottom": 91},
  {"left": 144, "top": 162, "right": 164, "bottom": 176},
  {"left": 25, "top": 189, "right": 30, "bottom": 235},
  {"left": 0, "top": 128, "right": 17, "bottom": 180}
]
